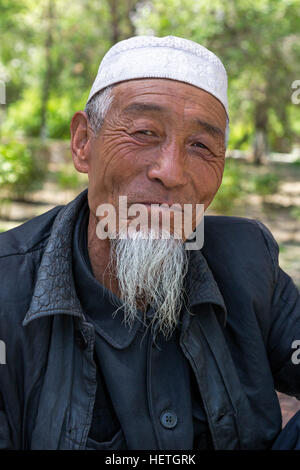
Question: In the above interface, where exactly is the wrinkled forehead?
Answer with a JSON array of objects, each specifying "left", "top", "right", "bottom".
[{"left": 112, "top": 78, "right": 228, "bottom": 131}]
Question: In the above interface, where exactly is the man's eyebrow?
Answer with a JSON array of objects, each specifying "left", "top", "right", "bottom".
[
  {"left": 121, "top": 103, "right": 225, "bottom": 138},
  {"left": 121, "top": 102, "right": 166, "bottom": 114},
  {"left": 193, "top": 118, "right": 225, "bottom": 139}
]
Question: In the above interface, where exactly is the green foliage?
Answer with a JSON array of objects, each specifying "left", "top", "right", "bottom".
[
  {"left": 56, "top": 168, "right": 80, "bottom": 189},
  {"left": 0, "top": 0, "right": 132, "bottom": 139},
  {"left": 246, "top": 173, "right": 280, "bottom": 196},
  {"left": 3, "top": 88, "right": 87, "bottom": 139},
  {"left": 279, "top": 243, "right": 287, "bottom": 254},
  {"left": 3, "top": 88, "right": 42, "bottom": 137},
  {"left": 227, "top": 121, "right": 253, "bottom": 151},
  {"left": 0, "top": 140, "right": 47, "bottom": 196},
  {"left": 135, "top": 0, "right": 300, "bottom": 153},
  {"left": 290, "top": 206, "right": 300, "bottom": 221},
  {"left": 47, "top": 96, "right": 77, "bottom": 139},
  {"left": 55, "top": 164, "right": 87, "bottom": 190},
  {"left": 210, "top": 159, "right": 280, "bottom": 214},
  {"left": 0, "top": 0, "right": 299, "bottom": 151},
  {"left": 210, "top": 159, "right": 243, "bottom": 214}
]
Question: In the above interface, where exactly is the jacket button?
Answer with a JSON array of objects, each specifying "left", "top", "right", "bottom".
[{"left": 160, "top": 410, "right": 178, "bottom": 429}]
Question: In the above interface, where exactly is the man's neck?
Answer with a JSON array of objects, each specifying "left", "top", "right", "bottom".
[
  {"left": 87, "top": 212, "right": 148, "bottom": 314},
  {"left": 87, "top": 211, "right": 121, "bottom": 298}
]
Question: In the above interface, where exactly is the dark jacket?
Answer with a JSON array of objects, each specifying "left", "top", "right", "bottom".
[{"left": 0, "top": 189, "right": 299, "bottom": 449}]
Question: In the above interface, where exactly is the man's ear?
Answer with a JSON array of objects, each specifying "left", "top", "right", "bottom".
[{"left": 70, "top": 111, "right": 93, "bottom": 174}]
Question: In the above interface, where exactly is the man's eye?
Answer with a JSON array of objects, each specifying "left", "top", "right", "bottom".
[
  {"left": 137, "top": 130, "right": 156, "bottom": 136},
  {"left": 191, "top": 142, "right": 208, "bottom": 150}
]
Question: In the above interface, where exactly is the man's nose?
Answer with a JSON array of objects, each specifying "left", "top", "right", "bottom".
[{"left": 146, "top": 140, "right": 188, "bottom": 188}]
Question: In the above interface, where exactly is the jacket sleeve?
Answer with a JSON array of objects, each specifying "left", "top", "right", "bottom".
[{"left": 256, "top": 221, "right": 300, "bottom": 398}]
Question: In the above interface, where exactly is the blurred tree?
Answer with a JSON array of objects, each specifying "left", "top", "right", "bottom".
[
  {"left": 1, "top": 0, "right": 299, "bottom": 155},
  {"left": 40, "top": 0, "right": 55, "bottom": 139},
  {"left": 0, "top": 0, "right": 142, "bottom": 139},
  {"left": 109, "top": 0, "right": 141, "bottom": 43},
  {"left": 134, "top": 0, "right": 300, "bottom": 162}
]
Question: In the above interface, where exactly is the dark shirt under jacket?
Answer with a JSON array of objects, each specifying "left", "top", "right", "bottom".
[{"left": 72, "top": 201, "right": 213, "bottom": 450}]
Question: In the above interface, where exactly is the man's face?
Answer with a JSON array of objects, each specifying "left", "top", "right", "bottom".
[
  {"left": 79, "top": 78, "right": 227, "bottom": 232},
  {"left": 71, "top": 78, "right": 227, "bottom": 335}
]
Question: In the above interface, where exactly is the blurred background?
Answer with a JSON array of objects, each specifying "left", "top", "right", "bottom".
[{"left": 0, "top": 0, "right": 300, "bottom": 425}]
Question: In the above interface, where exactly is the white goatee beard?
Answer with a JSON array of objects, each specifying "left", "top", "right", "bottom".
[{"left": 108, "top": 228, "right": 189, "bottom": 340}]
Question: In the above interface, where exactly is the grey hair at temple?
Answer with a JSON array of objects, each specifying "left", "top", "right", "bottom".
[{"left": 84, "top": 86, "right": 230, "bottom": 148}]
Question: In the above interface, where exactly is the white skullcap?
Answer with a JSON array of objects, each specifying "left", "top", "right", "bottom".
[{"left": 87, "top": 35, "right": 229, "bottom": 121}]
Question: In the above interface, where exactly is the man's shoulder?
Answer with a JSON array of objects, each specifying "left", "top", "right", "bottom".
[
  {"left": 204, "top": 214, "right": 277, "bottom": 251},
  {"left": 0, "top": 204, "right": 65, "bottom": 329},
  {"left": 205, "top": 213, "right": 267, "bottom": 230},
  {"left": 203, "top": 214, "right": 279, "bottom": 281},
  {"left": 0, "top": 205, "right": 63, "bottom": 259}
]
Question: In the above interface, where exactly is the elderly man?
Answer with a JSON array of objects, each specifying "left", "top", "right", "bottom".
[{"left": 0, "top": 35, "right": 300, "bottom": 451}]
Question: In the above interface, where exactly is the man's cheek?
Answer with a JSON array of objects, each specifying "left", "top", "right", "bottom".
[
  {"left": 98, "top": 141, "right": 139, "bottom": 176},
  {"left": 195, "top": 161, "right": 223, "bottom": 192},
  {"left": 206, "top": 160, "right": 225, "bottom": 193}
]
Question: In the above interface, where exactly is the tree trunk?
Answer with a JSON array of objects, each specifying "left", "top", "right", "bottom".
[
  {"left": 40, "top": 0, "right": 54, "bottom": 140},
  {"left": 109, "top": 0, "right": 121, "bottom": 44},
  {"left": 126, "top": 0, "right": 138, "bottom": 37},
  {"left": 108, "top": 0, "right": 139, "bottom": 44},
  {"left": 253, "top": 103, "right": 268, "bottom": 165}
]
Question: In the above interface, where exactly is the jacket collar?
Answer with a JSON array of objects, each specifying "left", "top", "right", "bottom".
[
  {"left": 184, "top": 248, "right": 227, "bottom": 326},
  {"left": 23, "top": 189, "right": 227, "bottom": 328},
  {"left": 23, "top": 190, "right": 88, "bottom": 326}
]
